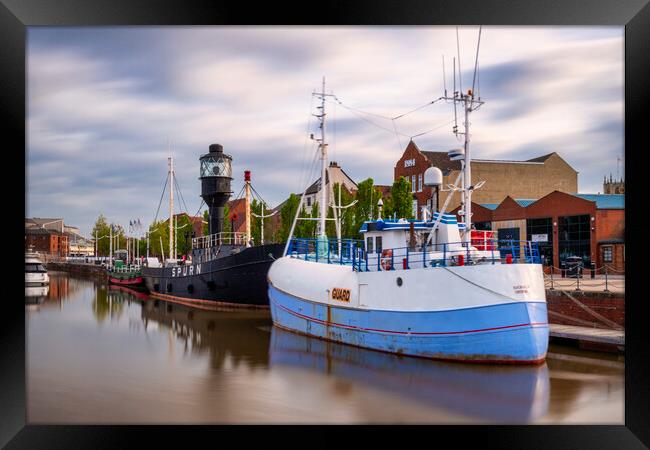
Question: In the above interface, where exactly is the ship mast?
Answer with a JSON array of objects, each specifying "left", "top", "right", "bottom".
[
  {"left": 168, "top": 155, "right": 174, "bottom": 261},
  {"left": 244, "top": 170, "right": 252, "bottom": 245},
  {"left": 318, "top": 77, "right": 328, "bottom": 237}
]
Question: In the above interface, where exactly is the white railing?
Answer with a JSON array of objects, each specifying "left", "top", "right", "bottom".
[{"left": 192, "top": 232, "right": 248, "bottom": 249}]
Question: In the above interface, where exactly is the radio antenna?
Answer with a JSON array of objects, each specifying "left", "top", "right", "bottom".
[
  {"left": 456, "top": 26, "right": 463, "bottom": 94},
  {"left": 471, "top": 25, "right": 483, "bottom": 106},
  {"left": 453, "top": 57, "right": 458, "bottom": 136},
  {"left": 442, "top": 55, "right": 448, "bottom": 97}
]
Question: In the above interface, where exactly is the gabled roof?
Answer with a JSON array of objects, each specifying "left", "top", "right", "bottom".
[
  {"left": 420, "top": 151, "right": 463, "bottom": 171},
  {"left": 526, "top": 152, "right": 556, "bottom": 163},
  {"left": 575, "top": 194, "right": 624, "bottom": 210}
]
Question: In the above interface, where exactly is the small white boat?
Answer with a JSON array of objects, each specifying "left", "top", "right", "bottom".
[{"left": 25, "top": 252, "right": 49, "bottom": 286}]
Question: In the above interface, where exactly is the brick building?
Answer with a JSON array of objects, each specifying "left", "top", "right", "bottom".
[
  {"left": 393, "top": 140, "right": 578, "bottom": 219},
  {"left": 449, "top": 191, "right": 624, "bottom": 272},
  {"left": 25, "top": 218, "right": 69, "bottom": 257}
]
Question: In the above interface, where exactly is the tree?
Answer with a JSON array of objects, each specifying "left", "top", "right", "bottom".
[
  {"left": 277, "top": 194, "right": 301, "bottom": 242},
  {"left": 250, "top": 198, "right": 262, "bottom": 245},
  {"left": 148, "top": 219, "right": 169, "bottom": 259},
  {"left": 91, "top": 214, "right": 111, "bottom": 256},
  {"left": 202, "top": 210, "right": 210, "bottom": 235},
  {"left": 329, "top": 183, "right": 357, "bottom": 239},
  {"left": 352, "top": 178, "right": 383, "bottom": 239},
  {"left": 390, "top": 176, "right": 414, "bottom": 220}
]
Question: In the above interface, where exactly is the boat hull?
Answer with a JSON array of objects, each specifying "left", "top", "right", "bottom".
[
  {"left": 268, "top": 256, "right": 549, "bottom": 364},
  {"left": 108, "top": 276, "right": 144, "bottom": 287},
  {"left": 269, "top": 284, "right": 548, "bottom": 363},
  {"left": 142, "top": 243, "right": 285, "bottom": 307}
]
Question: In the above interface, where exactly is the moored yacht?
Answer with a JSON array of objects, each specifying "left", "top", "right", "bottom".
[{"left": 25, "top": 252, "right": 49, "bottom": 287}]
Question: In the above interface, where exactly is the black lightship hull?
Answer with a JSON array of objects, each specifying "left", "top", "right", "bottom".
[{"left": 142, "top": 243, "right": 285, "bottom": 307}]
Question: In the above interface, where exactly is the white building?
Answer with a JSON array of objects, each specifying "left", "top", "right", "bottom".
[{"left": 303, "top": 161, "right": 358, "bottom": 213}]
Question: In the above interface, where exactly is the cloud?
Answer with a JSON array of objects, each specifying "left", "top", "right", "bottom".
[{"left": 26, "top": 27, "right": 623, "bottom": 236}]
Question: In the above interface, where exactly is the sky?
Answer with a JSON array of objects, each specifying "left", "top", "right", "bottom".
[{"left": 26, "top": 26, "right": 624, "bottom": 237}]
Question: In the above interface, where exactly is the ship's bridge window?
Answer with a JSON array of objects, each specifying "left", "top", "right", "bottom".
[
  {"left": 366, "top": 236, "right": 374, "bottom": 254},
  {"left": 200, "top": 156, "right": 232, "bottom": 178},
  {"left": 375, "top": 236, "right": 382, "bottom": 253}
]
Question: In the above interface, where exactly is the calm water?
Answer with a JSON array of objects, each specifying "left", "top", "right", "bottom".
[{"left": 26, "top": 272, "right": 624, "bottom": 424}]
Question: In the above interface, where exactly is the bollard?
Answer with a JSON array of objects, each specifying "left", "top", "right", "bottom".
[
  {"left": 403, "top": 257, "right": 408, "bottom": 270},
  {"left": 458, "top": 254, "right": 465, "bottom": 266},
  {"left": 604, "top": 266, "right": 609, "bottom": 292},
  {"left": 591, "top": 262, "right": 596, "bottom": 279},
  {"left": 505, "top": 253, "right": 512, "bottom": 264}
]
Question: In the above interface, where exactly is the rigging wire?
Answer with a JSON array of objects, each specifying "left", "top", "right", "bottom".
[
  {"left": 391, "top": 118, "right": 403, "bottom": 152},
  {"left": 456, "top": 26, "right": 463, "bottom": 93},
  {"left": 296, "top": 93, "right": 315, "bottom": 196},
  {"left": 391, "top": 98, "right": 444, "bottom": 120},
  {"left": 326, "top": 98, "right": 411, "bottom": 138},
  {"left": 471, "top": 25, "right": 483, "bottom": 96},
  {"left": 152, "top": 172, "right": 170, "bottom": 225},
  {"left": 173, "top": 175, "right": 190, "bottom": 216},
  {"left": 409, "top": 119, "right": 457, "bottom": 139}
]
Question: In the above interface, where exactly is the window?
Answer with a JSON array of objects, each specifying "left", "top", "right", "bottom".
[
  {"left": 376, "top": 236, "right": 382, "bottom": 254},
  {"left": 558, "top": 214, "right": 591, "bottom": 266},
  {"left": 366, "top": 236, "right": 374, "bottom": 254},
  {"left": 200, "top": 156, "right": 232, "bottom": 178},
  {"left": 418, "top": 174, "right": 423, "bottom": 192},
  {"left": 603, "top": 246, "right": 613, "bottom": 263},
  {"left": 307, "top": 197, "right": 312, "bottom": 206},
  {"left": 411, "top": 175, "right": 416, "bottom": 193},
  {"left": 25, "top": 263, "right": 46, "bottom": 273}
]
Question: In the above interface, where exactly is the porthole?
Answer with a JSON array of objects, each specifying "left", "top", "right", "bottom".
[
  {"left": 396, "top": 277, "right": 403, "bottom": 287},
  {"left": 187, "top": 284, "right": 194, "bottom": 293}
]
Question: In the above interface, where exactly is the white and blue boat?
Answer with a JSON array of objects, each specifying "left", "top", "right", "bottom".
[{"left": 268, "top": 80, "right": 549, "bottom": 364}]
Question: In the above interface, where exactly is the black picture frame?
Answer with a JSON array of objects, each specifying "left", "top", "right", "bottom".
[{"left": 4, "top": 0, "right": 648, "bottom": 447}]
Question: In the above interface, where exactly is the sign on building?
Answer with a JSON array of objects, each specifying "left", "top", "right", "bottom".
[
  {"left": 404, "top": 158, "right": 416, "bottom": 168},
  {"left": 531, "top": 234, "right": 548, "bottom": 242}
]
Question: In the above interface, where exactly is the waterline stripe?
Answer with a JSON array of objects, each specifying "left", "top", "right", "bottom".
[{"left": 271, "top": 295, "right": 547, "bottom": 336}]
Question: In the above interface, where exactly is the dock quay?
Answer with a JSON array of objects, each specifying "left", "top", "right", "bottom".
[
  {"left": 46, "top": 260, "right": 107, "bottom": 278},
  {"left": 549, "top": 324, "right": 624, "bottom": 352}
]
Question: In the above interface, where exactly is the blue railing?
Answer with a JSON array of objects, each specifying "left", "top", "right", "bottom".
[{"left": 287, "top": 238, "right": 541, "bottom": 272}]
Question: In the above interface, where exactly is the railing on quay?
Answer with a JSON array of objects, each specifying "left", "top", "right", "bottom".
[
  {"left": 192, "top": 232, "right": 248, "bottom": 249},
  {"left": 543, "top": 264, "right": 625, "bottom": 292},
  {"left": 287, "top": 238, "right": 542, "bottom": 272}
]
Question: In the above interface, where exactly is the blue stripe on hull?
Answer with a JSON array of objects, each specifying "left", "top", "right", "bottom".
[{"left": 268, "top": 285, "right": 548, "bottom": 363}]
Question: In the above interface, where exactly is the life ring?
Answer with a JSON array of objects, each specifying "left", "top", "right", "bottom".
[{"left": 380, "top": 249, "right": 393, "bottom": 271}]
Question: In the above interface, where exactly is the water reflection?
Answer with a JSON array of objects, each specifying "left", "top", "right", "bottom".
[
  {"left": 27, "top": 273, "right": 623, "bottom": 424},
  {"left": 25, "top": 285, "right": 49, "bottom": 305},
  {"left": 270, "top": 326, "right": 550, "bottom": 423},
  {"left": 138, "top": 296, "right": 271, "bottom": 370},
  {"left": 92, "top": 285, "right": 126, "bottom": 323}
]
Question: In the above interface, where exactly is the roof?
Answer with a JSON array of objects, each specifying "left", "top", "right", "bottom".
[
  {"left": 526, "top": 153, "right": 556, "bottom": 163},
  {"left": 305, "top": 164, "right": 358, "bottom": 195},
  {"left": 480, "top": 199, "right": 537, "bottom": 210},
  {"left": 26, "top": 227, "right": 58, "bottom": 235},
  {"left": 575, "top": 194, "right": 624, "bottom": 210},
  {"left": 374, "top": 185, "right": 392, "bottom": 198},
  {"left": 420, "top": 151, "right": 462, "bottom": 171}
]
